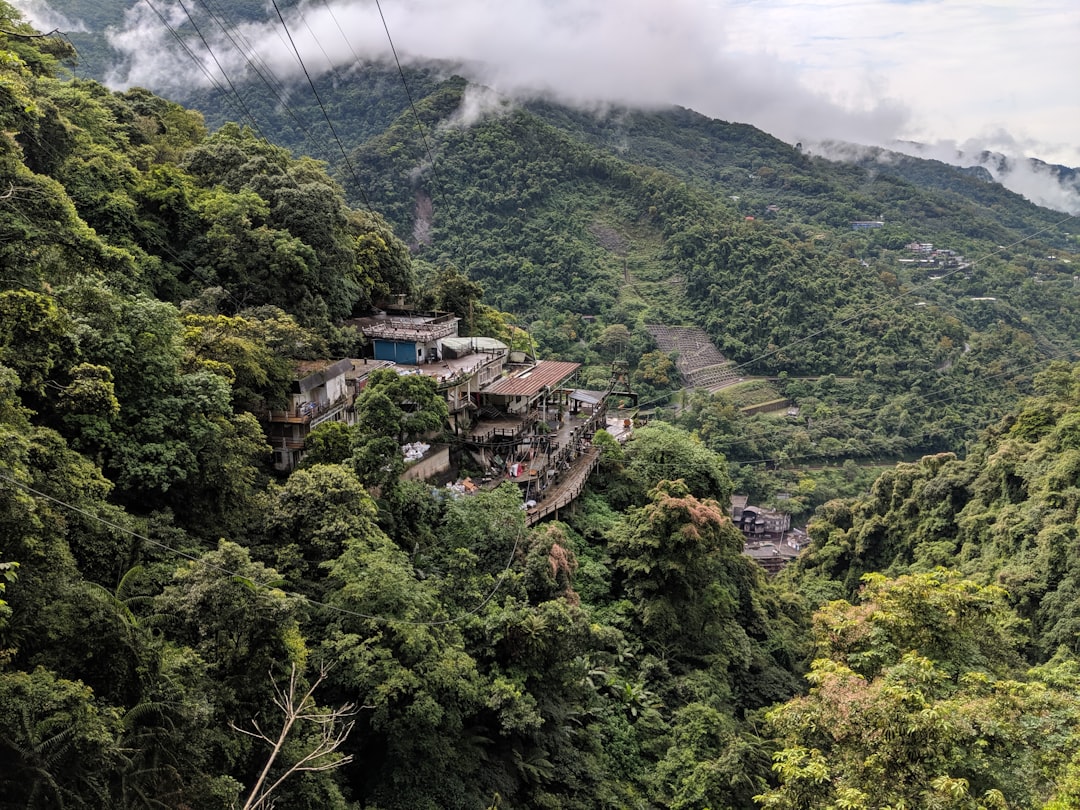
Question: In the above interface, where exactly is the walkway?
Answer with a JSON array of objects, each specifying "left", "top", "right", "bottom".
[{"left": 524, "top": 446, "right": 601, "bottom": 526}]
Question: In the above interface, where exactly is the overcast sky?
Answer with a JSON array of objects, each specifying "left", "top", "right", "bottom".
[{"left": 13, "top": 0, "right": 1080, "bottom": 170}]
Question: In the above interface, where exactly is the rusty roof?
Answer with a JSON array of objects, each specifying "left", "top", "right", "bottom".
[{"left": 483, "top": 360, "right": 581, "bottom": 397}]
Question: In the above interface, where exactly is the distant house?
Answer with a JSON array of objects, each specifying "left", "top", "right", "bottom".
[
  {"left": 851, "top": 220, "right": 884, "bottom": 230},
  {"left": 737, "top": 506, "right": 791, "bottom": 542},
  {"left": 731, "top": 494, "right": 800, "bottom": 574},
  {"left": 730, "top": 495, "right": 791, "bottom": 542}
]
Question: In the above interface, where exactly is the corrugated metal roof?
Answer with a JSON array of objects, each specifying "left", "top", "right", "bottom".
[
  {"left": 569, "top": 389, "right": 606, "bottom": 406},
  {"left": 483, "top": 360, "right": 580, "bottom": 397}
]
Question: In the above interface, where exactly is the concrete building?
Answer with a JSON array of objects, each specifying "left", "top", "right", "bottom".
[{"left": 261, "top": 358, "right": 358, "bottom": 471}]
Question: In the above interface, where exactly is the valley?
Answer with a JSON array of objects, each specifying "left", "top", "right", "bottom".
[{"left": 0, "top": 4, "right": 1079, "bottom": 809}]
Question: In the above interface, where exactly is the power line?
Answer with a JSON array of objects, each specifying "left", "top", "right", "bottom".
[
  {"left": 174, "top": 0, "right": 267, "bottom": 141},
  {"left": 137, "top": 0, "right": 380, "bottom": 217},
  {"left": 0, "top": 469, "right": 523, "bottom": 628},
  {"left": 193, "top": 0, "right": 365, "bottom": 193},
  {"left": 268, "top": 0, "right": 373, "bottom": 212},
  {"left": 366, "top": 0, "right": 457, "bottom": 234},
  {"left": 139, "top": 0, "right": 257, "bottom": 133}
]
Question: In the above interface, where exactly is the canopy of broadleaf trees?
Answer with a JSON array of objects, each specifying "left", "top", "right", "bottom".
[{"left": 1, "top": 4, "right": 1080, "bottom": 808}]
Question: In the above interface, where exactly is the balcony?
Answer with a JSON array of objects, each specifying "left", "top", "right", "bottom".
[
  {"left": 357, "top": 315, "right": 459, "bottom": 342},
  {"left": 260, "top": 392, "right": 354, "bottom": 425}
]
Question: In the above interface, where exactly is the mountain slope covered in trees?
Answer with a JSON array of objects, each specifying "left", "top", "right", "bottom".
[
  {"left": 178, "top": 58, "right": 1080, "bottom": 477},
  {"left": 2, "top": 4, "right": 1080, "bottom": 809},
  {"left": 23, "top": 0, "right": 1080, "bottom": 475}
]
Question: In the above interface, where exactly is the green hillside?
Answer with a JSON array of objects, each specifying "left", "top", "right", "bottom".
[
  {"left": 311, "top": 74, "right": 1076, "bottom": 478},
  {"left": 181, "top": 68, "right": 1080, "bottom": 469},
  {"left": 3, "top": 4, "right": 1080, "bottom": 809}
]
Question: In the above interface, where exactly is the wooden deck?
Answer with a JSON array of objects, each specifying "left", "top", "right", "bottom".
[{"left": 524, "top": 446, "right": 601, "bottom": 526}]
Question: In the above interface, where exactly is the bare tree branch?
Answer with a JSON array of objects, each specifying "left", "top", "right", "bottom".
[{"left": 232, "top": 664, "right": 361, "bottom": 810}]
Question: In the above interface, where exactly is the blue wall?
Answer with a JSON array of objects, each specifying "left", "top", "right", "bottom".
[{"left": 374, "top": 340, "right": 419, "bottom": 365}]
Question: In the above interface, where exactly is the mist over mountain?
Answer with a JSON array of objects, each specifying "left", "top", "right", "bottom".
[
  {"left": 890, "top": 141, "right": 1080, "bottom": 215},
  {"left": 13, "top": 0, "right": 1080, "bottom": 213}
]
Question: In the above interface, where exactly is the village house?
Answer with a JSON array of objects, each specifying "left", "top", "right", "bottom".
[
  {"left": 730, "top": 495, "right": 791, "bottom": 541},
  {"left": 351, "top": 308, "right": 617, "bottom": 508},
  {"left": 731, "top": 494, "right": 802, "bottom": 574},
  {"left": 349, "top": 308, "right": 511, "bottom": 434},
  {"left": 258, "top": 306, "right": 619, "bottom": 516},
  {"left": 261, "top": 358, "right": 362, "bottom": 471}
]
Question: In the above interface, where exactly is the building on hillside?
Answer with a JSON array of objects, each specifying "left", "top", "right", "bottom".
[
  {"left": 464, "top": 359, "right": 617, "bottom": 504},
  {"left": 731, "top": 494, "right": 801, "bottom": 574},
  {"left": 850, "top": 220, "right": 884, "bottom": 230},
  {"left": 436, "top": 336, "right": 510, "bottom": 433},
  {"left": 271, "top": 309, "right": 618, "bottom": 511},
  {"left": 350, "top": 310, "right": 460, "bottom": 365},
  {"left": 260, "top": 358, "right": 369, "bottom": 471},
  {"left": 743, "top": 541, "right": 799, "bottom": 575},
  {"left": 735, "top": 503, "right": 791, "bottom": 541},
  {"left": 478, "top": 360, "right": 582, "bottom": 417}
]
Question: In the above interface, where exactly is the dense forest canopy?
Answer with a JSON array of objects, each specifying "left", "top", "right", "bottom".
[{"left": 2, "top": 4, "right": 1080, "bottom": 808}]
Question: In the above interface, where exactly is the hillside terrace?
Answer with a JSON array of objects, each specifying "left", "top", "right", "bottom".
[{"left": 646, "top": 324, "right": 741, "bottom": 392}]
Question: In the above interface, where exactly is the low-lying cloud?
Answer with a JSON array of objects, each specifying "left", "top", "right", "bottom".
[
  {"left": 13, "top": 0, "right": 1079, "bottom": 212},
  {"left": 10, "top": 0, "right": 86, "bottom": 33},
  {"left": 98, "top": 0, "right": 910, "bottom": 146}
]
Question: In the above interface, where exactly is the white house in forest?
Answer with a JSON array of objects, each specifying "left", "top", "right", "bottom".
[{"left": 261, "top": 358, "right": 359, "bottom": 471}]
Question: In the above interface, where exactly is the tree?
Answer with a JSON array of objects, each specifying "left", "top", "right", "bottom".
[
  {"left": 260, "top": 463, "right": 383, "bottom": 591},
  {"left": 0, "top": 667, "right": 123, "bottom": 808},
  {"left": 611, "top": 479, "right": 755, "bottom": 670},
  {"left": 596, "top": 324, "right": 631, "bottom": 358},
  {"left": 355, "top": 368, "right": 447, "bottom": 444},
  {"left": 759, "top": 571, "right": 1080, "bottom": 810},
  {"left": 0, "top": 561, "right": 17, "bottom": 633},
  {"left": 152, "top": 541, "right": 305, "bottom": 743},
  {"left": 180, "top": 312, "right": 299, "bottom": 411},
  {"left": 633, "top": 350, "right": 677, "bottom": 392},
  {"left": 301, "top": 422, "right": 354, "bottom": 467},
  {"left": 424, "top": 265, "right": 484, "bottom": 333},
  {"left": 651, "top": 702, "right": 773, "bottom": 810},
  {"left": 234, "top": 664, "right": 356, "bottom": 810},
  {"left": 0, "top": 290, "right": 75, "bottom": 397},
  {"left": 624, "top": 422, "right": 733, "bottom": 505}
]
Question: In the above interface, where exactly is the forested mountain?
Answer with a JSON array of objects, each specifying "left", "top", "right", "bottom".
[
  {"left": 178, "top": 55, "right": 1079, "bottom": 483},
  {"left": 22, "top": 0, "right": 1080, "bottom": 477},
  {"left": 3, "top": 3, "right": 1080, "bottom": 809}
]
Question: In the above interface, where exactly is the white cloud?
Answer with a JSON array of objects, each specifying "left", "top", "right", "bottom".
[
  {"left": 720, "top": 0, "right": 1080, "bottom": 166},
  {"left": 8, "top": 0, "right": 87, "bottom": 33},
  {"left": 97, "top": 0, "right": 912, "bottom": 147},
  {"left": 15, "top": 0, "right": 1080, "bottom": 206}
]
